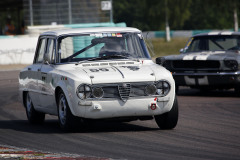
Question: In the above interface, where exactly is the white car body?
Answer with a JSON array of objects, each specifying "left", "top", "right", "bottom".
[{"left": 19, "top": 27, "right": 177, "bottom": 130}]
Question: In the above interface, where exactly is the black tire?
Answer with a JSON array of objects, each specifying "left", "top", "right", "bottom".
[
  {"left": 24, "top": 92, "right": 45, "bottom": 124},
  {"left": 154, "top": 95, "right": 178, "bottom": 129},
  {"left": 234, "top": 87, "right": 240, "bottom": 96},
  {"left": 57, "top": 90, "right": 80, "bottom": 131},
  {"left": 175, "top": 85, "right": 179, "bottom": 95}
]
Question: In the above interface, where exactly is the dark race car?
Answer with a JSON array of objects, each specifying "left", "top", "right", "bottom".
[{"left": 156, "top": 31, "right": 240, "bottom": 93}]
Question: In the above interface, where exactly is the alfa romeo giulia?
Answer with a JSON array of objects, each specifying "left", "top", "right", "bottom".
[{"left": 19, "top": 27, "right": 178, "bottom": 130}]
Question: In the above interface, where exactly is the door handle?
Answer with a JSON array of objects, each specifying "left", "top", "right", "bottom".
[
  {"left": 28, "top": 68, "right": 31, "bottom": 71},
  {"left": 37, "top": 69, "right": 41, "bottom": 71}
]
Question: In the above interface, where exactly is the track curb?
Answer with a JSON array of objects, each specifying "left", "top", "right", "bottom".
[{"left": 0, "top": 145, "right": 112, "bottom": 160}]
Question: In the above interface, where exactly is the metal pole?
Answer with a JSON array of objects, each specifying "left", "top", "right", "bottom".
[
  {"left": 110, "top": 0, "right": 113, "bottom": 23},
  {"left": 234, "top": 6, "right": 238, "bottom": 32},
  {"left": 68, "top": 0, "right": 72, "bottom": 24},
  {"left": 29, "top": 0, "right": 33, "bottom": 26},
  {"left": 165, "top": 0, "right": 171, "bottom": 42}
]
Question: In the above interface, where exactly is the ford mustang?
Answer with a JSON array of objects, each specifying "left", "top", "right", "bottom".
[
  {"left": 157, "top": 31, "right": 240, "bottom": 93},
  {"left": 19, "top": 27, "right": 178, "bottom": 130}
]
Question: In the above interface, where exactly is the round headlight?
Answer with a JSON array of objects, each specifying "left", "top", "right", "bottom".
[
  {"left": 156, "top": 80, "right": 170, "bottom": 96},
  {"left": 77, "top": 84, "right": 92, "bottom": 99},
  {"left": 145, "top": 84, "right": 157, "bottom": 96},
  {"left": 224, "top": 59, "right": 238, "bottom": 70},
  {"left": 92, "top": 87, "right": 104, "bottom": 98}
]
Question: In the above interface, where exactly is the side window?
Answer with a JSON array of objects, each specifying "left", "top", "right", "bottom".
[
  {"left": 46, "top": 39, "right": 55, "bottom": 63},
  {"left": 187, "top": 39, "right": 201, "bottom": 52},
  {"left": 36, "top": 38, "right": 47, "bottom": 63}
]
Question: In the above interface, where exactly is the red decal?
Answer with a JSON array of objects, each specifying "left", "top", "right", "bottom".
[
  {"left": 150, "top": 103, "right": 157, "bottom": 110},
  {"left": 116, "top": 33, "right": 122, "bottom": 37}
]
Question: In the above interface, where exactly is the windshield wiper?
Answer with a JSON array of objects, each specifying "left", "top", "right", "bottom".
[
  {"left": 94, "top": 54, "right": 131, "bottom": 60},
  {"left": 78, "top": 54, "right": 136, "bottom": 64}
]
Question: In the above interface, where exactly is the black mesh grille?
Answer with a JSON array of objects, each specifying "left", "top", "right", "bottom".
[{"left": 167, "top": 60, "right": 220, "bottom": 70}]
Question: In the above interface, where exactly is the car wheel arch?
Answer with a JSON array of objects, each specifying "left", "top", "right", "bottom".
[{"left": 55, "top": 86, "right": 76, "bottom": 116}]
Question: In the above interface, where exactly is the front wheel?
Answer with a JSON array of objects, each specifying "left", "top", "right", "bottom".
[
  {"left": 24, "top": 92, "right": 45, "bottom": 124},
  {"left": 154, "top": 95, "right": 178, "bottom": 129},
  {"left": 57, "top": 90, "right": 80, "bottom": 131}
]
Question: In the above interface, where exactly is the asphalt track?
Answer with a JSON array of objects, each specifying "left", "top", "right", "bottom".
[{"left": 0, "top": 70, "right": 240, "bottom": 160}]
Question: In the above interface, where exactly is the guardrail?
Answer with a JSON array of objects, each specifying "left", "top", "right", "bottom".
[{"left": 142, "top": 29, "right": 234, "bottom": 38}]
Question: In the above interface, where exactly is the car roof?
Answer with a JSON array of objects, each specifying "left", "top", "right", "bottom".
[
  {"left": 40, "top": 27, "right": 141, "bottom": 37},
  {"left": 193, "top": 31, "right": 240, "bottom": 37}
]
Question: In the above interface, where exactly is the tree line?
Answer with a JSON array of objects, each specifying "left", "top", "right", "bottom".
[{"left": 113, "top": 0, "right": 240, "bottom": 31}]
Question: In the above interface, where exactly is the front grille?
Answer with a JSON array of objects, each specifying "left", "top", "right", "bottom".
[
  {"left": 91, "top": 82, "right": 154, "bottom": 100},
  {"left": 118, "top": 83, "right": 131, "bottom": 101},
  {"left": 167, "top": 60, "right": 220, "bottom": 71}
]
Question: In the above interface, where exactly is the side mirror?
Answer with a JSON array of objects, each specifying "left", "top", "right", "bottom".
[
  {"left": 155, "top": 57, "right": 165, "bottom": 66},
  {"left": 43, "top": 53, "right": 51, "bottom": 65},
  {"left": 179, "top": 48, "right": 184, "bottom": 53}
]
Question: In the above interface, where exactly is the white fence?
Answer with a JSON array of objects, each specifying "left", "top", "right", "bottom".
[{"left": 0, "top": 36, "right": 38, "bottom": 64}]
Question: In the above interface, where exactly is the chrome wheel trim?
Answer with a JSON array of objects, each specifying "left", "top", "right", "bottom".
[
  {"left": 58, "top": 94, "right": 67, "bottom": 125},
  {"left": 26, "top": 93, "right": 32, "bottom": 117}
]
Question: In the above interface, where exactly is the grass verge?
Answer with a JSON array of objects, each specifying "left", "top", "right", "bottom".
[{"left": 149, "top": 37, "right": 189, "bottom": 58}]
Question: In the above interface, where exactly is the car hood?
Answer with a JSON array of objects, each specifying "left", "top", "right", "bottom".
[
  {"left": 165, "top": 51, "right": 239, "bottom": 61},
  {"left": 81, "top": 65, "right": 156, "bottom": 84}
]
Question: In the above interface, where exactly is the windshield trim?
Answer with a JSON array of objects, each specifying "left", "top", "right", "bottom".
[{"left": 56, "top": 32, "right": 151, "bottom": 64}]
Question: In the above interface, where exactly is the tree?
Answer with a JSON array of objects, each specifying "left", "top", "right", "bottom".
[
  {"left": 113, "top": 0, "right": 192, "bottom": 31},
  {"left": 113, "top": 0, "right": 240, "bottom": 31}
]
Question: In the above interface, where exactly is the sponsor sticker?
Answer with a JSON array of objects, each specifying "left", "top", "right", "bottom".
[
  {"left": 90, "top": 33, "right": 123, "bottom": 37},
  {"left": 95, "top": 33, "right": 103, "bottom": 37},
  {"left": 102, "top": 33, "right": 108, "bottom": 37},
  {"left": 116, "top": 33, "right": 123, "bottom": 37}
]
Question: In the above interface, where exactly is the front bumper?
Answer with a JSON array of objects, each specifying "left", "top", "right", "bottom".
[
  {"left": 74, "top": 96, "right": 174, "bottom": 119},
  {"left": 173, "top": 71, "right": 240, "bottom": 87}
]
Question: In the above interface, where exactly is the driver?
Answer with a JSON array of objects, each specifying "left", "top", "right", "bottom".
[{"left": 99, "top": 39, "right": 124, "bottom": 56}]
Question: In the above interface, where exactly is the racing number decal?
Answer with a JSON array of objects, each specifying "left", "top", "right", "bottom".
[{"left": 90, "top": 68, "right": 109, "bottom": 72}]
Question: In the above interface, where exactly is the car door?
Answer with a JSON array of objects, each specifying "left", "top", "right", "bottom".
[
  {"left": 28, "top": 37, "right": 47, "bottom": 109},
  {"left": 38, "top": 38, "right": 58, "bottom": 115}
]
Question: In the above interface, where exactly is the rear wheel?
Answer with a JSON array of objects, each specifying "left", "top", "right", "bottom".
[
  {"left": 234, "top": 87, "right": 240, "bottom": 96},
  {"left": 24, "top": 92, "right": 45, "bottom": 124},
  {"left": 175, "top": 85, "right": 179, "bottom": 95},
  {"left": 155, "top": 95, "right": 178, "bottom": 129},
  {"left": 57, "top": 90, "right": 80, "bottom": 131}
]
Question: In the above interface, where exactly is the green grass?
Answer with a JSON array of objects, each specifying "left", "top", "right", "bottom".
[{"left": 148, "top": 38, "right": 189, "bottom": 59}]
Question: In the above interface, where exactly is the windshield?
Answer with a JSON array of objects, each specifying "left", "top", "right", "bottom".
[
  {"left": 185, "top": 35, "right": 240, "bottom": 53},
  {"left": 57, "top": 32, "right": 150, "bottom": 63}
]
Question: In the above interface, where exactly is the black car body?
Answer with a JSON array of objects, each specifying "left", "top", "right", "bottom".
[{"left": 157, "top": 31, "right": 240, "bottom": 92}]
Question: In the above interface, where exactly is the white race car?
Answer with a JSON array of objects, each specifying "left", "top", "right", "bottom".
[{"left": 19, "top": 27, "right": 178, "bottom": 130}]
